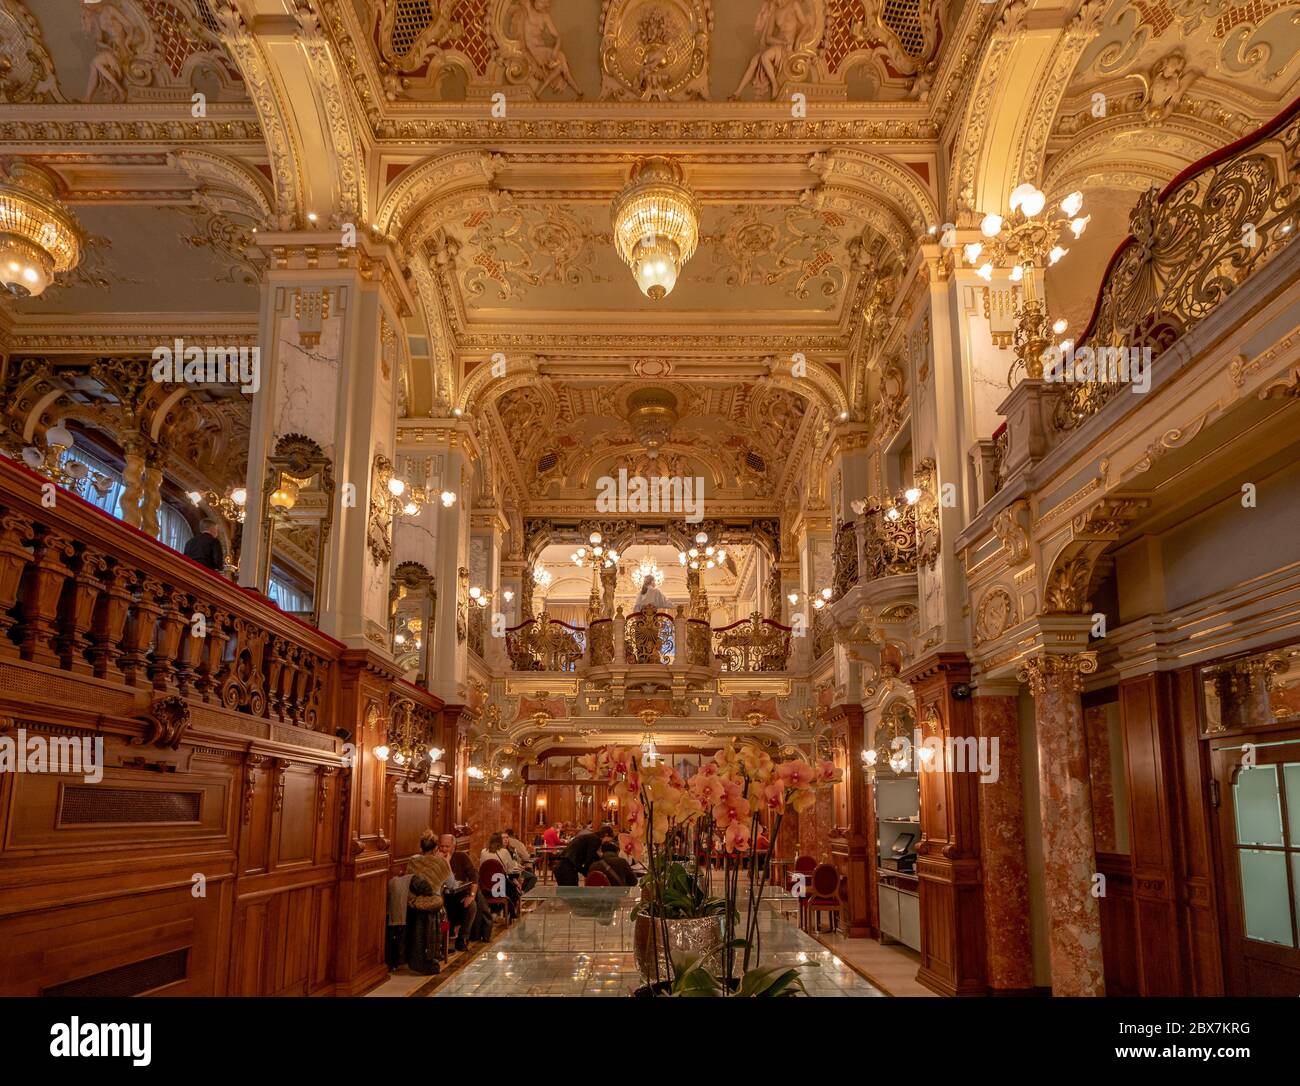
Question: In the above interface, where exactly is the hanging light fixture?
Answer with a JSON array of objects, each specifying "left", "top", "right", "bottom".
[
  {"left": 611, "top": 157, "right": 700, "bottom": 300},
  {"left": 0, "top": 161, "right": 82, "bottom": 299}
]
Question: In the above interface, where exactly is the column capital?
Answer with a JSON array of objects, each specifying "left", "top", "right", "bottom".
[{"left": 1016, "top": 650, "right": 1098, "bottom": 697}]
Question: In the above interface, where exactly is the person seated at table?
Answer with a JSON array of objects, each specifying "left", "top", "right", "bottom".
[
  {"left": 587, "top": 841, "right": 636, "bottom": 887},
  {"left": 480, "top": 832, "right": 527, "bottom": 916},
  {"left": 437, "top": 832, "right": 489, "bottom": 946},
  {"left": 502, "top": 827, "right": 533, "bottom": 866},
  {"left": 542, "top": 822, "right": 562, "bottom": 849},
  {"left": 553, "top": 823, "right": 614, "bottom": 885}
]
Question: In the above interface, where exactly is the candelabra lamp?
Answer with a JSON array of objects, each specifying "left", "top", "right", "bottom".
[{"left": 962, "top": 185, "right": 1089, "bottom": 382}]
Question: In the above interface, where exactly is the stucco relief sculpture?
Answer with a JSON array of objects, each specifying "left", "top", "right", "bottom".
[
  {"left": 507, "top": 0, "right": 584, "bottom": 97},
  {"left": 732, "top": 0, "right": 822, "bottom": 100},
  {"left": 81, "top": 0, "right": 242, "bottom": 102},
  {"left": 598, "top": 0, "right": 711, "bottom": 101}
]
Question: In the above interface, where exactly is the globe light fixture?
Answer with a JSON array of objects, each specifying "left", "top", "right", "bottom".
[
  {"left": 611, "top": 157, "right": 700, "bottom": 300},
  {"left": 440, "top": 490, "right": 456, "bottom": 507},
  {"left": 0, "top": 161, "right": 83, "bottom": 299}
]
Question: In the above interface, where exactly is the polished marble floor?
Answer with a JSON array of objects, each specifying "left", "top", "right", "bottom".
[{"left": 430, "top": 885, "right": 884, "bottom": 997}]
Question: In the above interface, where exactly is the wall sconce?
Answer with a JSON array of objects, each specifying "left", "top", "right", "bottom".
[
  {"left": 268, "top": 477, "right": 299, "bottom": 512},
  {"left": 374, "top": 744, "right": 390, "bottom": 762},
  {"left": 787, "top": 592, "right": 799, "bottom": 605},
  {"left": 440, "top": 490, "right": 457, "bottom": 507},
  {"left": 469, "top": 585, "right": 492, "bottom": 608},
  {"left": 503, "top": 589, "right": 514, "bottom": 603}
]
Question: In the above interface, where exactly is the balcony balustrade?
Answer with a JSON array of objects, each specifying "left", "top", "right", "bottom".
[
  {"left": 503, "top": 607, "right": 795, "bottom": 674},
  {"left": 0, "top": 455, "right": 340, "bottom": 732},
  {"left": 505, "top": 616, "right": 585, "bottom": 672}
]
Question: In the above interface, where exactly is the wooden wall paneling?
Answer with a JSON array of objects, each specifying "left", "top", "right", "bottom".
[
  {"left": 903, "top": 652, "right": 987, "bottom": 996},
  {"left": 1096, "top": 851, "right": 1139, "bottom": 995},
  {"left": 1170, "top": 668, "right": 1225, "bottom": 995},
  {"left": 828, "top": 703, "right": 874, "bottom": 938},
  {"left": 1118, "top": 673, "right": 1187, "bottom": 994}
]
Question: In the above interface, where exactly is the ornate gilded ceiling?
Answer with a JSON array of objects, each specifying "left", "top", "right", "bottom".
[
  {"left": 486, "top": 377, "right": 815, "bottom": 505},
  {"left": 3, "top": 0, "right": 1299, "bottom": 513}
]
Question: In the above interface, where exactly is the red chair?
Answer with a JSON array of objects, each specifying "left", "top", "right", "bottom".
[
  {"left": 789, "top": 854, "right": 818, "bottom": 926},
  {"left": 804, "top": 864, "right": 842, "bottom": 934},
  {"left": 477, "top": 857, "right": 513, "bottom": 925},
  {"left": 584, "top": 870, "right": 610, "bottom": 887}
]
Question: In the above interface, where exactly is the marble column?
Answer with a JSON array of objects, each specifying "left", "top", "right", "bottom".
[
  {"left": 1083, "top": 702, "right": 1117, "bottom": 852},
  {"left": 1019, "top": 651, "right": 1105, "bottom": 996},
  {"left": 972, "top": 689, "right": 1034, "bottom": 991},
  {"left": 240, "top": 234, "right": 410, "bottom": 650}
]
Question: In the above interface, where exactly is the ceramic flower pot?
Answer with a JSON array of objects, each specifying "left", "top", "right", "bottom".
[{"left": 632, "top": 913, "right": 724, "bottom": 983}]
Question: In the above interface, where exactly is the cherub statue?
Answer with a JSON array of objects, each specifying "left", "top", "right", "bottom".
[
  {"left": 732, "top": 0, "right": 815, "bottom": 100},
  {"left": 1138, "top": 49, "right": 1198, "bottom": 124},
  {"left": 82, "top": 3, "right": 144, "bottom": 103},
  {"left": 516, "top": 0, "right": 583, "bottom": 98}
]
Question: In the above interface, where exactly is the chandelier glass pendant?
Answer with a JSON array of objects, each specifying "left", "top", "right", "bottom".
[
  {"left": 611, "top": 157, "right": 700, "bottom": 300},
  {"left": 0, "top": 161, "right": 82, "bottom": 298}
]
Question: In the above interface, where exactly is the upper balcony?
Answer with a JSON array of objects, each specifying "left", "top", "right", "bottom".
[
  {"left": 504, "top": 608, "right": 796, "bottom": 676},
  {"left": 978, "top": 95, "right": 1300, "bottom": 506}
]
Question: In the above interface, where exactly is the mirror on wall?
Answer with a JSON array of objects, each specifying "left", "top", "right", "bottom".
[
  {"left": 256, "top": 434, "right": 335, "bottom": 624},
  {"left": 390, "top": 561, "right": 436, "bottom": 685}
]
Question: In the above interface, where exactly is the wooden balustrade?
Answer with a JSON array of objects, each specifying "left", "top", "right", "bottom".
[
  {"left": 0, "top": 454, "right": 450, "bottom": 997},
  {"left": 0, "top": 455, "right": 337, "bottom": 731}
]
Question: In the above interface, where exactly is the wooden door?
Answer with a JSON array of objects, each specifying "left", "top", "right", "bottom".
[{"left": 1211, "top": 730, "right": 1300, "bottom": 994}]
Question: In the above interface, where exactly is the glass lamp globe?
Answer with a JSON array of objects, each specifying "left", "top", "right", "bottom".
[{"left": 0, "top": 236, "right": 54, "bottom": 298}]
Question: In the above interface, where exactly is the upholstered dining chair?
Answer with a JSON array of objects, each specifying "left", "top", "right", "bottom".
[
  {"left": 477, "top": 857, "right": 513, "bottom": 926},
  {"left": 584, "top": 870, "right": 610, "bottom": 887},
  {"left": 804, "top": 863, "right": 842, "bottom": 935},
  {"left": 790, "top": 854, "right": 818, "bottom": 927}
]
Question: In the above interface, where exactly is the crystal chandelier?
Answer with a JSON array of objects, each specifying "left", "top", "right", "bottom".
[
  {"left": 0, "top": 161, "right": 82, "bottom": 298},
  {"left": 611, "top": 157, "right": 700, "bottom": 300},
  {"left": 634, "top": 554, "right": 665, "bottom": 587},
  {"left": 626, "top": 387, "right": 678, "bottom": 458}
]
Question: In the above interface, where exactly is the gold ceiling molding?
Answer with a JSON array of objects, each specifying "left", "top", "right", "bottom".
[
  {"left": 294, "top": 1, "right": 368, "bottom": 226},
  {"left": 1011, "top": 0, "right": 1108, "bottom": 190},
  {"left": 1041, "top": 114, "right": 1229, "bottom": 197},
  {"left": 808, "top": 147, "right": 938, "bottom": 248},
  {"left": 946, "top": 0, "right": 1026, "bottom": 221},
  {"left": 0, "top": 0, "right": 64, "bottom": 104},
  {"left": 213, "top": 2, "right": 301, "bottom": 229}
]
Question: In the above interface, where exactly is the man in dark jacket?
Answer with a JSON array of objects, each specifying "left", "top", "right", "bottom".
[
  {"left": 183, "top": 518, "right": 225, "bottom": 572},
  {"left": 588, "top": 841, "right": 636, "bottom": 887},
  {"left": 553, "top": 824, "right": 614, "bottom": 885}
]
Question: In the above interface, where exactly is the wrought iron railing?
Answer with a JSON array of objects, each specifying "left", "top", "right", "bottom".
[
  {"left": 588, "top": 617, "right": 614, "bottom": 665},
  {"left": 711, "top": 612, "right": 793, "bottom": 672},
  {"left": 1056, "top": 95, "right": 1300, "bottom": 432},
  {"left": 625, "top": 609, "right": 674, "bottom": 664},
  {"left": 505, "top": 617, "right": 584, "bottom": 672},
  {"left": 832, "top": 519, "right": 859, "bottom": 599},
  {"left": 860, "top": 499, "right": 920, "bottom": 578}
]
